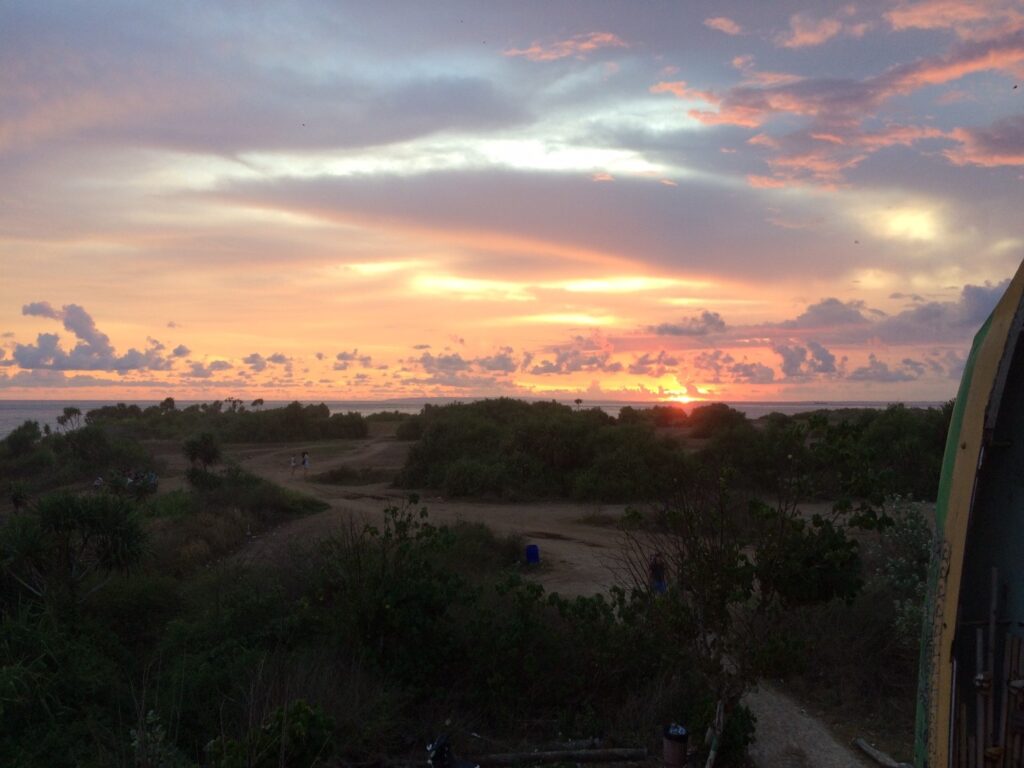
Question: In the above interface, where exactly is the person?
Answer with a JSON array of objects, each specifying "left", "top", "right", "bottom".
[
  {"left": 301, "top": 451, "right": 310, "bottom": 477},
  {"left": 649, "top": 552, "right": 668, "bottom": 595},
  {"left": 290, "top": 454, "right": 297, "bottom": 476}
]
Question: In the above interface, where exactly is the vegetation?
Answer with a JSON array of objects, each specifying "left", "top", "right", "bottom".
[
  {"left": 0, "top": 492, "right": 751, "bottom": 767},
  {"left": 395, "top": 398, "right": 952, "bottom": 504},
  {"left": 83, "top": 400, "right": 368, "bottom": 443},
  {"left": 0, "top": 397, "right": 953, "bottom": 765}
]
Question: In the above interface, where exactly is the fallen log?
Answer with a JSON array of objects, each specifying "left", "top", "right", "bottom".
[
  {"left": 472, "top": 748, "right": 647, "bottom": 765},
  {"left": 852, "top": 737, "right": 913, "bottom": 768}
]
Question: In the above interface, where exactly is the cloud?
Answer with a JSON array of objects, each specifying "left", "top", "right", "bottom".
[
  {"left": 692, "top": 349, "right": 734, "bottom": 383},
  {"left": 334, "top": 349, "right": 373, "bottom": 370},
  {"left": 704, "top": 17, "right": 742, "bottom": 35},
  {"left": 885, "top": 0, "right": 1024, "bottom": 40},
  {"left": 775, "top": 14, "right": 844, "bottom": 48},
  {"left": 651, "top": 310, "right": 726, "bottom": 336},
  {"left": 848, "top": 354, "right": 921, "bottom": 382},
  {"left": 0, "top": 369, "right": 166, "bottom": 389},
  {"left": 23, "top": 301, "right": 61, "bottom": 319},
  {"left": 504, "top": 32, "right": 627, "bottom": 62},
  {"left": 530, "top": 335, "right": 623, "bottom": 376},
  {"left": 730, "top": 361, "right": 775, "bottom": 383},
  {"left": 870, "top": 280, "right": 1009, "bottom": 343},
  {"left": 184, "top": 360, "right": 233, "bottom": 379},
  {"left": 476, "top": 347, "right": 518, "bottom": 373},
  {"left": 780, "top": 298, "right": 868, "bottom": 330},
  {"left": 682, "top": 29, "right": 1024, "bottom": 183},
  {"left": 417, "top": 351, "right": 471, "bottom": 373},
  {"left": 15, "top": 301, "right": 173, "bottom": 371},
  {"left": 243, "top": 352, "right": 267, "bottom": 372},
  {"left": 628, "top": 350, "right": 680, "bottom": 377},
  {"left": 773, "top": 340, "right": 838, "bottom": 378},
  {"left": 267, "top": 353, "right": 290, "bottom": 365},
  {"left": 945, "top": 115, "right": 1024, "bottom": 167}
]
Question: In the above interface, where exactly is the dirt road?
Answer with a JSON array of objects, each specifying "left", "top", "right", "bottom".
[{"left": 217, "top": 435, "right": 870, "bottom": 768}]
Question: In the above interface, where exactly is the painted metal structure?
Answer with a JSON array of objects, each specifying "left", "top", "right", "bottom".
[{"left": 917, "top": 261, "right": 1024, "bottom": 767}]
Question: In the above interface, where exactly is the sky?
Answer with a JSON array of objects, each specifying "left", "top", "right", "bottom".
[{"left": 2, "top": 0, "right": 1023, "bottom": 404}]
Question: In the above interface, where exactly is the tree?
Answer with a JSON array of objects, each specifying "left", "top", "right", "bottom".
[
  {"left": 251, "top": 398, "right": 264, "bottom": 410},
  {"left": 159, "top": 396, "right": 176, "bottom": 413},
  {"left": 619, "top": 457, "right": 862, "bottom": 768},
  {"left": 0, "top": 492, "right": 145, "bottom": 609},
  {"left": 4, "top": 420, "right": 41, "bottom": 457},
  {"left": 183, "top": 432, "right": 221, "bottom": 470},
  {"left": 55, "top": 407, "right": 83, "bottom": 433}
]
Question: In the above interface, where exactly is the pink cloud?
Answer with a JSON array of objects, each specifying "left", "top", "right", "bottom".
[
  {"left": 683, "top": 30, "right": 1024, "bottom": 183},
  {"left": 747, "top": 175, "right": 792, "bottom": 189},
  {"left": 776, "top": 14, "right": 843, "bottom": 48},
  {"left": 504, "top": 32, "right": 627, "bottom": 62},
  {"left": 649, "top": 80, "right": 719, "bottom": 104},
  {"left": 704, "top": 17, "right": 742, "bottom": 36},
  {"left": 732, "top": 55, "right": 804, "bottom": 87},
  {"left": 886, "top": 0, "right": 1024, "bottom": 40},
  {"left": 945, "top": 116, "right": 1024, "bottom": 166}
]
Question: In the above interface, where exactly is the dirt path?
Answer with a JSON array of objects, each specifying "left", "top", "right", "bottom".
[{"left": 221, "top": 436, "right": 870, "bottom": 768}]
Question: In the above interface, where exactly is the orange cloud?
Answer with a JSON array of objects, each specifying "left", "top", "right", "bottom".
[
  {"left": 504, "top": 32, "right": 627, "bottom": 62},
  {"left": 704, "top": 17, "right": 742, "bottom": 35}
]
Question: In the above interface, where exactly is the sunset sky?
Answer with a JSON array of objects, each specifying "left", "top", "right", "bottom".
[{"left": 2, "top": 1, "right": 1023, "bottom": 403}]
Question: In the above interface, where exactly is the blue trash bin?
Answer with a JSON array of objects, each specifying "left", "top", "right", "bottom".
[{"left": 525, "top": 544, "right": 540, "bottom": 564}]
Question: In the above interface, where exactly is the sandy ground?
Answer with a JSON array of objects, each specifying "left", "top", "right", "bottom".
[{"left": 168, "top": 434, "right": 872, "bottom": 768}]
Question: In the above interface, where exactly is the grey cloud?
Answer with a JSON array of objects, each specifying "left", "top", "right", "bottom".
[
  {"left": 335, "top": 349, "right": 373, "bottom": 370},
  {"left": 773, "top": 340, "right": 837, "bottom": 378},
  {"left": 692, "top": 349, "right": 734, "bottom": 383},
  {"left": 530, "top": 336, "right": 623, "bottom": 376},
  {"left": 730, "top": 361, "right": 775, "bottom": 383},
  {"left": 0, "top": 369, "right": 164, "bottom": 389},
  {"left": 23, "top": 301, "right": 61, "bottom": 319},
  {"left": 890, "top": 292, "right": 925, "bottom": 302},
  {"left": 243, "top": 352, "right": 267, "bottom": 371},
  {"left": 872, "top": 280, "right": 1009, "bottom": 344},
  {"left": 184, "top": 361, "right": 233, "bottom": 378},
  {"left": 476, "top": 347, "right": 518, "bottom": 373},
  {"left": 651, "top": 310, "right": 726, "bottom": 336},
  {"left": 172, "top": 344, "right": 190, "bottom": 357},
  {"left": 847, "top": 354, "right": 919, "bottom": 382},
  {"left": 418, "top": 351, "right": 471, "bottom": 373},
  {"left": 212, "top": 170, "right": 869, "bottom": 281},
  {"left": 628, "top": 350, "right": 679, "bottom": 376},
  {"left": 267, "top": 353, "right": 289, "bottom": 364},
  {"left": 780, "top": 298, "right": 868, "bottom": 329},
  {"left": 15, "top": 302, "right": 173, "bottom": 371}
]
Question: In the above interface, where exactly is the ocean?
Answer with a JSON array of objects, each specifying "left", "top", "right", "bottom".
[{"left": 0, "top": 398, "right": 947, "bottom": 439}]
